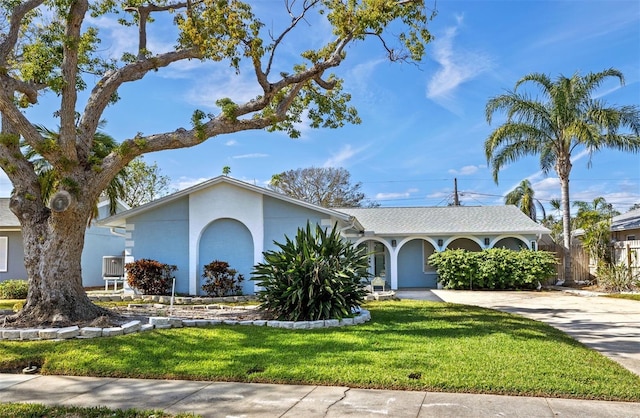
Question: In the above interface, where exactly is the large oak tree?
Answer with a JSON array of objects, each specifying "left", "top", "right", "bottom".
[{"left": 0, "top": 0, "right": 434, "bottom": 326}]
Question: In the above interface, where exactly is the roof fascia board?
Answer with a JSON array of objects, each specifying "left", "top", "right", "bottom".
[{"left": 98, "top": 176, "right": 354, "bottom": 226}]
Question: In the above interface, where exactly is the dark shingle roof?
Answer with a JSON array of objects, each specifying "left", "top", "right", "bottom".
[{"left": 611, "top": 209, "right": 640, "bottom": 232}]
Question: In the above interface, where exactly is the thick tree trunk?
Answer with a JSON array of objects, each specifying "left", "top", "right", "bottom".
[{"left": 4, "top": 194, "right": 111, "bottom": 327}]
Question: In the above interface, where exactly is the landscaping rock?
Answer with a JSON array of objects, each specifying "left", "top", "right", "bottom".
[
  {"left": 20, "top": 329, "right": 41, "bottom": 340},
  {"left": 39, "top": 328, "right": 59, "bottom": 339},
  {"left": 80, "top": 327, "right": 103, "bottom": 338},
  {"left": 140, "top": 324, "right": 154, "bottom": 332},
  {"left": 102, "top": 327, "right": 124, "bottom": 337},
  {"left": 2, "top": 329, "right": 21, "bottom": 340},
  {"left": 57, "top": 326, "right": 80, "bottom": 339},
  {"left": 122, "top": 321, "right": 142, "bottom": 334},
  {"left": 148, "top": 317, "right": 170, "bottom": 327},
  {"left": 168, "top": 318, "right": 183, "bottom": 328}
]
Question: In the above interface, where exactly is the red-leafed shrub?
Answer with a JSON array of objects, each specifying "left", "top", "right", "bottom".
[
  {"left": 125, "top": 259, "right": 177, "bottom": 295},
  {"left": 201, "top": 260, "right": 244, "bottom": 297}
]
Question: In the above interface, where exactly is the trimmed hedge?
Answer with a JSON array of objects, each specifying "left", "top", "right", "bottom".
[
  {"left": 428, "top": 248, "right": 557, "bottom": 290},
  {"left": 0, "top": 279, "right": 29, "bottom": 299}
]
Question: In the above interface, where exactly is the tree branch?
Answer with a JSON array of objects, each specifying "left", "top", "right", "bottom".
[
  {"left": 0, "top": 0, "right": 45, "bottom": 66},
  {"left": 79, "top": 48, "right": 201, "bottom": 143},
  {"left": 59, "top": 0, "right": 89, "bottom": 163},
  {"left": 124, "top": 1, "right": 190, "bottom": 60}
]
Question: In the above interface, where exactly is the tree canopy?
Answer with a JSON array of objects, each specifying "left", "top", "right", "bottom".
[
  {"left": 121, "top": 158, "right": 173, "bottom": 208},
  {"left": 0, "top": 0, "right": 434, "bottom": 326},
  {"left": 504, "top": 179, "right": 545, "bottom": 222},
  {"left": 269, "top": 166, "right": 376, "bottom": 208}
]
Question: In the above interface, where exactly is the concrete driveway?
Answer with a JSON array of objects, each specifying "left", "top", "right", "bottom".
[{"left": 397, "top": 289, "right": 640, "bottom": 377}]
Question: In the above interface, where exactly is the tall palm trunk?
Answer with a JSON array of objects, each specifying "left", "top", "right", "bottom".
[{"left": 558, "top": 156, "right": 573, "bottom": 285}]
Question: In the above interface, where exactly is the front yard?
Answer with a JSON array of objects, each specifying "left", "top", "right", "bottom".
[{"left": 1, "top": 300, "right": 639, "bottom": 401}]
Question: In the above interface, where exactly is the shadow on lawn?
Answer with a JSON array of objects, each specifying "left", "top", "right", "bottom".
[{"left": 0, "top": 300, "right": 586, "bottom": 380}]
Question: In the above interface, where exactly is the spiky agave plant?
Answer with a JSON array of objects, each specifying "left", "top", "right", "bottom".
[{"left": 252, "top": 222, "right": 369, "bottom": 321}]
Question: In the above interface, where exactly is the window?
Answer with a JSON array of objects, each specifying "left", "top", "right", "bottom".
[
  {"left": 0, "top": 237, "right": 7, "bottom": 272},
  {"left": 627, "top": 235, "right": 636, "bottom": 241}
]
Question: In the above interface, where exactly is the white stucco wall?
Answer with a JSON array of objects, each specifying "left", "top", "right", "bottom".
[{"left": 188, "top": 182, "right": 264, "bottom": 295}]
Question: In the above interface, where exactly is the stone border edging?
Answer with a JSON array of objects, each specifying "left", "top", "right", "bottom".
[{"left": 0, "top": 309, "right": 371, "bottom": 342}]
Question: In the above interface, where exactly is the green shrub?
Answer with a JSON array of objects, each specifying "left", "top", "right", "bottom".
[
  {"left": 201, "top": 260, "right": 244, "bottom": 296},
  {"left": 252, "top": 222, "right": 369, "bottom": 321},
  {"left": 596, "top": 262, "right": 639, "bottom": 293},
  {"left": 125, "top": 259, "right": 176, "bottom": 295},
  {"left": 0, "top": 279, "right": 29, "bottom": 299},
  {"left": 429, "top": 249, "right": 557, "bottom": 290}
]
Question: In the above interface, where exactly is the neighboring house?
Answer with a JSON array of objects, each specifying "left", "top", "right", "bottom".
[
  {"left": 611, "top": 209, "right": 640, "bottom": 242},
  {"left": 610, "top": 209, "right": 640, "bottom": 273},
  {"left": 99, "top": 176, "right": 549, "bottom": 295},
  {"left": 0, "top": 198, "right": 127, "bottom": 287}
]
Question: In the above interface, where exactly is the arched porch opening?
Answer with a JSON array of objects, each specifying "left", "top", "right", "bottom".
[
  {"left": 396, "top": 238, "right": 438, "bottom": 288},
  {"left": 447, "top": 237, "right": 482, "bottom": 252},
  {"left": 494, "top": 237, "right": 529, "bottom": 250},
  {"left": 198, "top": 218, "right": 254, "bottom": 295}
]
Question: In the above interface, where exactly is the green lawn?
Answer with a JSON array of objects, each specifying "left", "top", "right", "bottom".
[
  {"left": 0, "top": 299, "right": 21, "bottom": 311},
  {"left": 1, "top": 300, "right": 639, "bottom": 401},
  {"left": 605, "top": 293, "right": 640, "bottom": 301}
]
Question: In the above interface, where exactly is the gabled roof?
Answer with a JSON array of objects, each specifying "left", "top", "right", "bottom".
[
  {"left": 337, "top": 205, "right": 549, "bottom": 236},
  {"left": 0, "top": 198, "right": 20, "bottom": 230},
  {"left": 611, "top": 209, "right": 640, "bottom": 232},
  {"left": 99, "top": 176, "right": 361, "bottom": 229}
]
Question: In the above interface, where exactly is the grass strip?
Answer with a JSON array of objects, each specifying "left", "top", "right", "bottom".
[
  {"left": 1, "top": 300, "right": 639, "bottom": 401},
  {"left": 0, "top": 402, "right": 199, "bottom": 417}
]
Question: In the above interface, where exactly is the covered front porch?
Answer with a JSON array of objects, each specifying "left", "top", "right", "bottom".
[{"left": 355, "top": 235, "right": 535, "bottom": 290}]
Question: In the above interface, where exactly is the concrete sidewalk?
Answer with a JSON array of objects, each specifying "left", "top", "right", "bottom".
[{"left": 1, "top": 373, "right": 639, "bottom": 417}]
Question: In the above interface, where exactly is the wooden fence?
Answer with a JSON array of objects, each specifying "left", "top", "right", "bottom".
[
  {"left": 539, "top": 240, "right": 640, "bottom": 283},
  {"left": 538, "top": 242, "right": 592, "bottom": 283},
  {"left": 611, "top": 240, "right": 640, "bottom": 277}
]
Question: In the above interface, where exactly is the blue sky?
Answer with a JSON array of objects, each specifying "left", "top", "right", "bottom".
[{"left": 6, "top": 0, "right": 640, "bottom": 214}]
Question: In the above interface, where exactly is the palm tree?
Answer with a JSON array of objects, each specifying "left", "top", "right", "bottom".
[
  {"left": 25, "top": 125, "right": 125, "bottom": 222},
  {"left": 504, "top": 179, "right": 546, "bottom": 221},
  {"left": 573, "top": 197, "right": 620, "bottom": 264},
  {"left": 485, "top": 68, "right": 640, "bottom": 284}
]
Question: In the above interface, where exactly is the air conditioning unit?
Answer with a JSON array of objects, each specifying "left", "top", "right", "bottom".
[{"left": 102, "top": 256, "right": 125, "bottom": 291}]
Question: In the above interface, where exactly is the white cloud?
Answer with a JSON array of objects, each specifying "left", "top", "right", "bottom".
[
  {"left": 172, "top": 176, "right": 209, "bottom": 191},
  {"left": 225, "top": 140, "right": 238, "bottom": 146},
  {"left": 184, "top": 69, "right": 261, "bottom": 110},
  {"left": 426, "top": 191, "right": 449, "bottom": 199},
  {"left": 448, "top": 164, "right": 481, "bottom": 176},
  {"left": 376, "top": 192, "right": 410, "bottom": 200},
  {"left": 89, "top": 15, "right": 176, "bottom": 60},
  {"left": 426, "top": 16, "right": 492, "bottom": 112},
  {"left": 232, "top": 153, "right": 269, "bottom": 159},
  {"left": 323, "top": 144, "right": 368, "bottom": 167}
]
